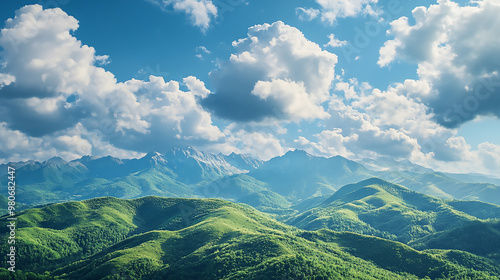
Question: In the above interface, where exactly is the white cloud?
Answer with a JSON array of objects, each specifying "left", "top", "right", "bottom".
[
  {"left": 0, "top": 4, "right": 115, "bottom": 136},
  {"left": 317, "top": 76, "right": 500, "bottom": 177},
  {"left": 0, "top": 73, "right": 15, "bottom": 89},
  {"left": 54, "top": 134, "right": 92, "bottom": 156},
  {"left": 1, "top": 4, "right": 499, "bottom": 178},
  {"left": 353, "top": 82, "right": 434, "bottom": 136},
  {"left": 324, "top": 95, "right": 422, "bottom": 160},
  {"left": 0, "top": 122, "right": 38, "bottom": 159},
  {"left": 332, "top": 78, "right": 469, "bottom": 162},
  {"left": 94, "top": 55, "right": 110, "bottom": 66},
  {"left": 195, "top": 45, "right": 211, "bottom": 60},
  {"left": 202, "top": 21, "right": 337, "bottom": 123},
  {"left": 113, "top": 75, "right": 224, "bottom": 151},
  {"left": 150, "top": 0, "right": 217, "bottom": 31},
  {"left": 294, "top": 129, "right": 356, "bottom": 158},
  {"left": 324, "top": 34, "right": 348, "bottom": 48},
  {"left": 378, "top": 39, "right": 401, "bottom": 67},
  {"left": 378, "top": 0, "right": 500, "bottom": 128},
  {"left": 416, "top": 140, "right": 500, "bottom": 177},
  {"left": 223, "top": 128, "right": 287, "bottom": 161},
  {"left": 252, "top": 79, "right": 330, "bottom": 121},
  {"left": 0, "top": 5, "right": 93, "bottom": 98},
  {"left": 477, "top": 142, "right": 500, "bottom": 173},
  {"left": 0, "top": 5, "right": 224, "bottom": 162},
  {"left": 295, "top": 7, "right": 320, "bottom": 21},
  {"left": 301, "top": 0, "right": 380, "bottom": 24},
  {"left": 184, "top": 75, "right": 211, "bottom": 98},
  {"left": 0, "top": 121, "right": 141, "bottom": 163}
]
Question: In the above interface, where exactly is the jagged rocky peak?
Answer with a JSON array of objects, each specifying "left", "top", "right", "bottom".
[
  {"left": 75, "top": 155, "right": 99, "bottom": 162},
  {"left": 168, "top": 146, "right": 199, "bottom": 155},
  {"left": 272, "top": 149, "right": 315, "bottom": 162},
  {"left": 166, "top": 146, "right": 226, "bottom": 165},
  {"left": 284, "top": 149, "right": 312, "bottom": 157},
  {"left": 44, "top": 156, "right": 67, "bottom": 165},
  {"left": 74, "top": 155, "right": 124, "bottom": 165},
  {"left": 223, "top": 152, "right": 263, "bottom": 171},
  {"left": 142, "top": 151, "right": 167, "bottom": 164}
]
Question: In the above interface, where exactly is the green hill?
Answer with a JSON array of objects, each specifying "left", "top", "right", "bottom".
[
  {"left": 299, "top": 230, "right": 500, "bottom": 279},
  {"left": 287, "top": 178, "right": 500, "bottom": 244},
  {"left": 410, "top": 220, "right": 500, "bottom": 261},
  {"left": 2, "top": 196, "right": 497, "bottom": 279},
  {"left": 0, "top": 194, "right": 28, "bottom": 215}
]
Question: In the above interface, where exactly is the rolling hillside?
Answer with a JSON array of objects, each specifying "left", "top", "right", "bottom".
[
  {"left": 1, "top": 196, "right": 498, "bottom": 279},
  {"left": 287, "top": 178, "right": 500, "bottom": 246}
]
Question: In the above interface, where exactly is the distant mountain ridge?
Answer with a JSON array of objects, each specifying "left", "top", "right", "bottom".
[
  {"left": 2, "top": 150, "right": 500, "bottom": 279},
  {"left": 222, "top": 152, "right": 264, "bottom": 172},
  {"left": 2, "top": 147, "right": 500, "bottom": 210},
  {"left": 360, "top": 157, "right": 434, "bottom": 173},
  {"left": 249, "top": 150, "right": 373, "bottom": 200}
]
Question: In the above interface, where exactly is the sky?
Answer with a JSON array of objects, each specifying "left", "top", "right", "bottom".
[{"left": 0, "top": 0, "right": 499, "bottom": 176}]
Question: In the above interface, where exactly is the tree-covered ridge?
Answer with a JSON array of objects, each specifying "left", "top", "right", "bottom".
[
  {"left": 1, "top": 196, "right": 499, "bottom": 279},
  {"left": 287, "top": 179, "right": 500, "bottom": 247}
]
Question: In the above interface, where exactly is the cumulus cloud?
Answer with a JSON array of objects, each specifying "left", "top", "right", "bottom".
[
  {"left": 0, "top": 122, "right": 145, "bottom": 163},
  {"left": 223, "top": 128, "right": 287, "bottom": 161},
  {"left": 0, "top": 122, "right": 40, "bottom": 162},
  {"left": 378, "top": 0, "right": 500, "bottom": 128},
  {"left": 108, "top": 76, "right": 224, "bottom": 152},
  {"left": 293, "top": 84, "right": 423, "bottom": 161},
  {"left": 290, "top": 74, "right": 464, "bottom": 163},
  {"left": 0, "top": 4, "right": 110, "bottom": 136},
  {"left": 477, "top": 142, "right": 500, "bottom": 173},
  {"left": 0, "top": 5, "right": 223, "bottom": 162},
  {"left": 298, "top": 0, "right": 380, "bottom": 24},
  {"left": 148, "top": 0, "right": 217, "bottom": 31},
  {"left": 252, "top": 79, "right": 330, "bottom": 121},
  {"left": 0, "top": 5, "right": 89, "bottom": 98},
  {"left": 202, "top": 21, "right": 337, "bottom": 123},
  {"left": 351, "top": 81, "right": 470, "bottom": 162},
  {"left": 2, "top": 4, "right": 499, "bottom": 177},
  {"left": 294, "top": 129, "right": 356, "bottom": 158},
  {"left": 324, "top": 95, "right": 421, "bottom": 159},
  {"left": 420, "top": 140, "right": 500, "bottom": 177},
  {"left": 308, "top": 76, "right": 500, "bottom": 177},
  {"left": 0, "top": 73, "right": 15, "bottom": 89}
]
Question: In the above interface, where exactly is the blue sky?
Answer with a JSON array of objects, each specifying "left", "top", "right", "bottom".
[{"left": 0, "top": 0, "right": 499, "bottom": 176}]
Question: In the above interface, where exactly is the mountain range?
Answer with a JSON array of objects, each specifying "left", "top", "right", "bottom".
[
  {"left": 2, "top": 147, "right": 500, "bottom": 210},
  {"left": 2, "top": 147, "right": 500, "bottom": 279}
]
